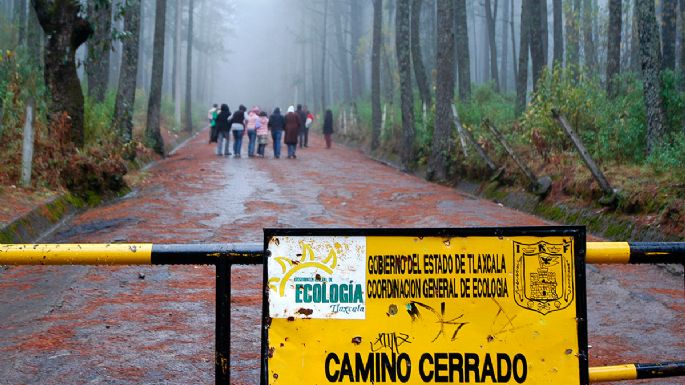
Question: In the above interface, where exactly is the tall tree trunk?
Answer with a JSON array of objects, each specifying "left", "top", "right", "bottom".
[
  {"left": 681, "top": 0, "right": 685, "bottom": 77},
  {"left": 113, "top": 0, "right": 141, "bottom": 144},
  {"left": 411, "top": 0, "right": 432, "bottom": 108},
  {"left": 541, "top": 0, "right": 548, "bottom": 65},
  {"left": 511, "top": 0, "right": 518, "bottom": 81},
  {"left": 145, "top": 0, "right": 166, "bottom": 155},
  {"left": 27, "top": 5, "right": 43, "bottom": 65},
  {"left": 396, "top": 0, "right": 415, "bottom": 170},
  {"left": 680, "top": 0, "right": 685, "bottom": 99},
  {"left": 566, "top": 0, "right": 580, "bottom": 69},
  {"left": 382, "top": 1, "right": 396, "bottom": 104},
  {"left": 372, "top": 0, "right": 382, "bottom": 151},
  {"left": 530, "top": 0, "right": 546, "bottom": 89},
  {"left": 300, "top": 12, "right": 307, "bottom": 105},
  {"left": 581, "top": 0, "right": 596, "bottom": 71},
  {"left": 501, "top": 0, "right": 510, "bottom": 90},
  {"left": 174, "top": 0, "right": 181, "bottom": 124},
  {"left": 516, "top": 0, "right": 531, "bottom": 115},
  {"left": 661, "top": 0, "right": 677, "bottom": 70},
  {"left": 630, "top": 1, "right": 640, "bottom": 72},
  {"left": 32, "top": 0, "right": 92, "bottom": 147},
  {"left": 636, "top": 0, "right": 666, "bottom": 154},
  {"left": 17, "top": 0, "right": 26, "bottom": 46},
  {"left": 455, "top": 0, "right": 471, "bottom": 101},
  {"left": 320, "top": 0, "right": 329, "bottom": 112},
  {"left": 553, "top": 0, "right": 563, "bottom": 66},
  {"left": 334, "top": 3, "right": 352, "bottom": 102},
  {"left": 485, "top": 0, "right": 500, "bottom": 90},
  {"left": 350, "top": 0, "right": 363, "bottom": 98},
  {"left": 606, "top": 0, "right": 621, "bottom": 97},
  {"left": 184, "top": 0, "right": 193, "bottom": 133},
  {"left": 86, "top": 0, "right": 112, "bottom": 103},
  {"left": 427, "top": 0, "right": 454, "bottom": 182},
  {"left": 469, "top": 0, "right": 478, "bottom": 83}
]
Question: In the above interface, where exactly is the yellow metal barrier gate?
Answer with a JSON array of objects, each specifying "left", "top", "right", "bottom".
[{"left": 0, "top": 230, "right": 683, "bottom": 384}]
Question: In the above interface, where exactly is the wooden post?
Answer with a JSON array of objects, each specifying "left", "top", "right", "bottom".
[
  {"left": 381, "top": 103, "right": 387, "bottom": 136},
  {"left": 552, "top": 109, "right": 616, "bottom": 204},
  {"left": 342, "top": 108, "right": 348, "bottom": 135},
  {"left": 485, "top": 119, "right": 552, "bottom": 195},
  {"left": 351, "top": 103, "right": 358, "bottom": 131},
  {"left": 21, "top": 98, "right": 35, "bottom": 188},
  {"left": 451, "top": 104, "right": 499, "bottom": 172},
  {"left": 451, "top": 104, "right": 469, "bottom": 158}
]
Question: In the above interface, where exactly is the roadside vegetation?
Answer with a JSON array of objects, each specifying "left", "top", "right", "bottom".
[
  {"left": 0, "top": 48, "right": 203, "bottom": 202},
  {"left": 336, "top": 66, "right": 685, "bottom": 237}
]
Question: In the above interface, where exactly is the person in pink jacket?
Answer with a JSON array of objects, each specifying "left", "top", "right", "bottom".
[
  {"left": 245, "top": 107, "right": 260, "bottom": 157},
  {"left": 256, "top": 111, "right": 269, "bottom": 158}
]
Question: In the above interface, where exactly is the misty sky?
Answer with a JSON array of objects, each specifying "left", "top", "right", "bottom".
[{"left": 212, "top": 0, "right": 299, "bottom": 113}]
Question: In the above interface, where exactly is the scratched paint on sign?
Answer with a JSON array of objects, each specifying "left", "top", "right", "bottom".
[{"left": 265, "top": 231, "right": 586, "bottom": 385}]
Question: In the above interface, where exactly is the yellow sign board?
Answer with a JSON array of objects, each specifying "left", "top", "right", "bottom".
[{"left": 263, "top": 228, "right": 588, "bottom": 384}]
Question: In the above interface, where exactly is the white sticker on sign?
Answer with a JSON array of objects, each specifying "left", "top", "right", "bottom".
[{"left": 267, "top": 236, "right": 366, "bottom": 319}]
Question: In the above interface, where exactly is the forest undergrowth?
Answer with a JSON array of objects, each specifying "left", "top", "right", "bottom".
[
  {"left": 338, "top": 67, "right": 685, "bottom": 237},
  {"left": 0, "top": 48, "right": 204, "bottom": 209}
]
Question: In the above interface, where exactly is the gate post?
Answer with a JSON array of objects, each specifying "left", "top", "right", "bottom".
[{"left": 216, "top": 258, "right": 231, "bottom": 384}]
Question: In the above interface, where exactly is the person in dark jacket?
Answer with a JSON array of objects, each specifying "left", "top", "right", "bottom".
[
  {"left": 215, "top": 104, "right": 232, "bottom": 156},
  {"left": 296, "top": 104, "right": 308, "bottom": 148},
  {"left": 323, "top": 109, "right": 334, "bottom": 149},
  {"left": 268, "top": 107, "right": 285, "bottom": 158},
  {"left": 284, "top": 106, "right": 301, "bottom": 159},
  {"left": 230, "top": 105, "right": 246, "bottom": 157}
]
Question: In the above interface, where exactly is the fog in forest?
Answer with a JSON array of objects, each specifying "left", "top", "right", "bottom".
[{"left": 212, "top": 0, "right": 295, "bottom": 111}]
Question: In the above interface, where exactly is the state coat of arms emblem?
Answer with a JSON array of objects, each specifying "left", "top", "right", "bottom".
[{"left": 513, "top": 240, "right": 575, "bottom": 315}]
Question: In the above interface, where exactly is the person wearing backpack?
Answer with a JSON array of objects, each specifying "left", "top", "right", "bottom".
[
  {"left": 245, "top": 106, "right": 260, "bottom": 157},
  {"left": 230, "top": 105, "right": 247, "bottom": 157},
  {"left": 208, "top": 104, "right": 219, "bottom": 143},
  {"left": 268, "top": 107, "right": 285, "bottom": 159},
  {"left": 215, "top": 104, "right": 232, "bottom": 156},
  {"left": 256, "top": 111, "right": 269, "bottom": 158},
  {"left": 284, "top": 106, "right": 301, "bottom": 159}
]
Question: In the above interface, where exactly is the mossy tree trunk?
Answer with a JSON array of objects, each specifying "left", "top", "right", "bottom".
[
  {"left": 455, "top": 0, "right": 471, "bottom": 101},
  {"left": 86, "top": 0, "right": 112, "bottom": 103},
  {"left": 484, "top": 0, "right": 500, "bottom": 91},
  {"left": 530, "top": 0, "right": 546, "bottom": 90},
  {"left": 32, "top": 0, "right": 93, "bottom": 148},
  {"left": 396, "top": 0, "right": 415, "bottom": 170},
  {"left": 184, "top": 0, "right": 193, "bottom": 133},
  {"left": 371, "top": 0, "right": 382, "bottom": 151},
  {"left": 427, "top": 0, "right": 455, "bottom": 182},
  {"left": 552, "top": 0, "right": 563, "bottom": 67},
  {"left": 145, "top": 0, "right": 166, "bottom": 155},
  {"left": 661, "top": 0, "right": 677, "bottom": 70},
  {"left": 516, "top": 0, "right": 530, "bottom": 115},
  {"left": 411, "top": 0, "right": 432, "bottom": 108},
  {"left": 606, "top": 0, "right": 621, "bottom": 98},
  {"left": 581, "top": 0, "right": 596, "bottom": 72},
  {"left": 113, "top": 0, "right": 141, "bottom": 144},
  {"left": 636, "top": 0, "right": 666, "bottom": 154},
  {"left": 565, "top": 0, "right": 580, "bottom": 70}
]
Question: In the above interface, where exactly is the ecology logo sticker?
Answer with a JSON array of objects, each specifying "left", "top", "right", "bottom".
[{"left": 267, "top": 236, "right": 366, "bottom": 320}]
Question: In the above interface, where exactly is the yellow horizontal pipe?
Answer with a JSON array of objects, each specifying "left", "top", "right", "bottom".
[
  {"left": 589, "top": 364, "right": 637, "bottom": 382},
  {"left": 0, "top": 244, "right": 152, "bottom": 265},
  {"left": 586, "top": 242, "right": 631, "bottom": 264}
]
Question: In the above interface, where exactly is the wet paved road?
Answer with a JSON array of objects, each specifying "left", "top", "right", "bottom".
[{"left": 0, "top": 131, "right": 682, "bottom": 384}]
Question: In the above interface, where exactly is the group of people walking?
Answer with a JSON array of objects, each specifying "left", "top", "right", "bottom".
[{"left": 208, "top": 103, "right": 334, "bottom": 159}]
